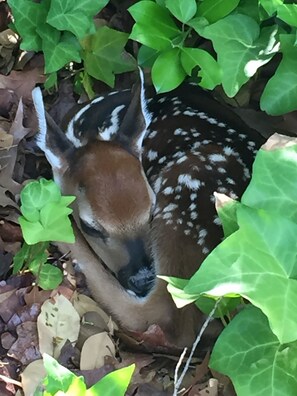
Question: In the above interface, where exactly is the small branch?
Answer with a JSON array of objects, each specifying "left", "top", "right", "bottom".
[
  {"left": 0, "top": 373, "right": 22, "bottom": 388},
  {"left": 173, "top": 298, "right": 222, "bottom": 396}
]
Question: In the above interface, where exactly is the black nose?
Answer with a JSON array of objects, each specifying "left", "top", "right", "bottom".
[
  {"left": 118, "top": 265, "right": 155, "bottom": 297},
  {"left": 117, "top": 238, "right": 155, "bottom": 297}
]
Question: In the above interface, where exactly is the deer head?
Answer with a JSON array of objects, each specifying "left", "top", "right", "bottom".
[{"left": 32, "top": 71, "right": 156, "bottom": 297}]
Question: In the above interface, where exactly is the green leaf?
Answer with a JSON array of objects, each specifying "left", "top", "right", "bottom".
[
  {"left": 42, "top": 354, "right": 83, "bottom": 394},
  {"left": 201, "top": 15, "right": 279, "bottom": 97},
  {"left": 46, "top": 0, "right": 108, "bottom": 38},
  {"left": 21, "top": 179, "right": 61, "bottom": 212},
  {"left": 30, "top": 262, "right": 63, "bottom": 290},
  {"left": 81, "top": 72, "right": 95, "bottom": 99},
  {"left": 260, "top": 0, "right": 284, "bottom": 16},
  {"left": 180, "top": 47, "right": 221, "bottom": 90},
  {"left": 152, "top": 48, "right": 186, "bottom": 93},
  {"left": 195, "top": 295, "right": 241, "bottom": 318},
  {"left": 165, "top": 0, "right": 197, "bottom": 23},
  {"left": 82, "top": 26, "right": 136, "bottom": 87},
  {"left": 19, "top": 179, "right": 75, "bottom": 245},
  {"left": 86, "top": 364, "right": 135, "bottom": 396},
  {"left": 234, "top": 0, "right": 261, "bottom": 23},
  {"left": 196, "top": 0, "right": 240, "bottom": 24},
  {"left": 138, "top": 45, "right": 159, "bottom": 68},
  {"left": 241, "top": 139, "right": 297, "bottom": 220},
  {"left": 261, "top": 35, "right": 297, "bottom": 115},
  {"left": 44, "top": 72, "right": 58, "bottom": 90},
  {"left": 13, "top": 243, "right": 30, "bottom": 274},
  {"left": 7, "top": 0, "right": 48, "bottom": 51},
  {"left": 210, "top": 306, "right": 297, "bottom": 396},
  {"left": 129, "top": 1, "right": 180, "bottom": 51},
  {"left": 37, "top": 25, "right": 82, "bottom": 73},
  {"left": 214, "top": 193, "right": 239, "bottom": 237},
  {"left": 159, "top": 276, "right": 198, "bottom": 308},
  {"left": 277, "top": 4, "right": 297, "bottom": 27},
  {"left": 185, "top": 205, "right": 297, "bottom": 344}
]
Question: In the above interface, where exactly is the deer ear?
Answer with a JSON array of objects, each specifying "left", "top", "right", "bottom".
[
  {"left": 32, "top": 87, "right": 73, "bottom": 171},
  {"left": 115, "top": 68, "right": 152, "bottom": 159}
]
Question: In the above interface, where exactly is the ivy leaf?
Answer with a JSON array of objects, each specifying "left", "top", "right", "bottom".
[
  {"left": 259, "top": 0, "right": 284, "bottom": 16},
  {"left": 152, "top": 48, "right": 186, "bottom": 93},
  {"left": 180, "top": 47, "right": 221, "bottom": 90},
  {"left": 19, "top": 179, "right": 75, "bottom": 245},
  {"left": 242, "top": 133, "right": 297, "bottom": 219},
  {"left": 129, "top": 1, "right": 181, "bottom": 51},
  {"left": 201, "top": 15, "right": 279, "bottom": 97},
  {"left": 37, "top": 25, "right": 81, "bottom": 73},
  {"left": 158, "top": 276, "right": 197, "bottom": 308},
  {"left": 7, "top": 0, "right": 48, "bottom": 51},
  {"left": 82, "top": 26, "right": 136, "bottom": 87},
  {"left": 211, "top": 306, "right": 297, "bottom": 396},
  {"left": 12, "top": 243, "right": 30, "bottom": 274},
  {"left": 214, "top": 193, "right": 239, "bottom": 238},
  {"left": 186, "top": 204, "right": 297, "bottom": 344},
  {"left": 29, "top": 262, "right": 63, "bottom": 290},
  {"left": 165, "top": 0, "right": 197, "bottom": 23},
  {"left": 46, "top": 0, "right": 109, "bottom": 38},
  {"left": 261, "top": 35, "right": 297, "bottom": 115},
  {"left": 277, "top": 4, "right": 297, "bottom": 27},
  {"left": 138, "top": 45, "right": 159, "bottom": 68},
  {"left": 42, "top": 354, "right": 82, "bottom": 394},
  {"left": 86, "top": 365, "right": 135, "bottom": 396},
  {"left": 196, "top": 0, "right": 240, "bottom": 24},
  {"left": 20, "top": 178, "right": 61, "bottom": 211}
]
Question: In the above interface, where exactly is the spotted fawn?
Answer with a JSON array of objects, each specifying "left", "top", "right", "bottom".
[{"left": 32, "top": 70, "right": 264, "bottom": 348}]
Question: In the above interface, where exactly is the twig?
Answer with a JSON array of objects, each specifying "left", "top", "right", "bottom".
[
  {"left": 174, "top": 346, "right": 187, "bottom": 390},
  {"left": 173, "top": 298, "right": 222, "bottom": 396},
  {"left": 0, "top": 373, "right": 22, "bottom": 388}
]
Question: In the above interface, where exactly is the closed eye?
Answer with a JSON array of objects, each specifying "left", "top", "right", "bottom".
[{"left": 79, "top": 218, "right": 109, "bottom": 242}]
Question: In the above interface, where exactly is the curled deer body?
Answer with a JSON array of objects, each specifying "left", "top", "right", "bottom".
[{"left": 32, "top": 71, "right": 264, "bottom": 348}]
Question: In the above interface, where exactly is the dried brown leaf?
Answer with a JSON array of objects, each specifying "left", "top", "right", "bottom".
[
  {"left": 37, "top": 294, "right": 80, "bottom": 359},
  {"left": 262, "top": 132, "right": 297, "bottom": 151},
  {"left": 8, "top": 321, "right": 41, "bottom": 365},
  {"left": 80, "top": 332, "right": 116, "bottom": 370},
  {"left": 0, "top": 68, "right": 45, "bottom": 101},
  {"left": 0, "top": 99, "right": 30, "bottom": 194},
  {"left": 21, "top": 359, "right": 46, "bottom": 396}
]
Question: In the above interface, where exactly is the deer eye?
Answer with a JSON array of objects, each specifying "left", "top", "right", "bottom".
[{"left": 79, "top": 218, "right": 109, "bottom": 242}]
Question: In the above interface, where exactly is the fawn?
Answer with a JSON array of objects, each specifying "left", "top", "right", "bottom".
[{"left": 32, "top": 70, "right": 264, "bottom": 348}]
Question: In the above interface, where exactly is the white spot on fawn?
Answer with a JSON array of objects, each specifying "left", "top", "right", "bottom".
[{"left": 178, "top": 174, "right": 201, "bottom": 190}]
